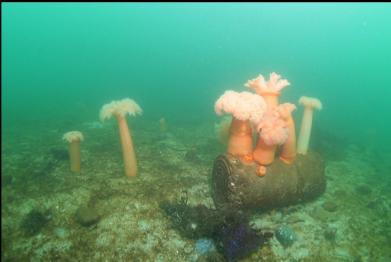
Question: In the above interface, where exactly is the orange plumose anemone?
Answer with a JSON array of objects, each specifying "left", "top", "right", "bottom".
[
  {"left": 276, "top": 103, "right": 297, "bottom": 164},
  {"left": 245, "top": 72, "right": 290, "bottom": 109},
  {"left": 215, "top": 90, "right": 266, "bottom": 163},
  {"left": 100, "top": 98, "right": 142, "bottom": 178},
  {"left": 253, "top": 112, "right": 289, "bottom": 165}
]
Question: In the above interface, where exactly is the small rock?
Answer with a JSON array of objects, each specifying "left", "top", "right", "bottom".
[
  {"left": 75, "top": 205, "right": 100, "bottom": 227},
  {"left": 323, "top": 201, "right": 338, "bottom": 212},
  {"left": 275, "top": 225, "right": 297, "bottom": 247},
  {"left": 195, "top": 238, "right": 215, "bottom": 255}
]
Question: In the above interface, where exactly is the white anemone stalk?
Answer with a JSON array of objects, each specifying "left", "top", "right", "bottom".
[{"left": 297, "top": 96, "right": 322, "bottom": 155}]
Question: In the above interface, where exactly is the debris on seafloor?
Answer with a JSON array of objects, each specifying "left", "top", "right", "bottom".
[
  {"left": 74, "top": 205, "right": 100, "bottom": 227},
  {"left": 274, "top": 224, "right": 297, "bottom": 248},
  {"left": 20, "top": 209, "right": 52, "bottom": 236},
  {"left": 159, "top": 191, "right": 273, "bottom": 261}
]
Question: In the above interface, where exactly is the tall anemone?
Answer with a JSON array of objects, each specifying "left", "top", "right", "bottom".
[
  {"left": 100, "top": 98, "right": 142, "bottom": 177},
  {"left": 63, "top": 131, "right": 84, "bottom": 172},
  {"left": 215, "top": 90, "right": 266, "bottom": 164}
]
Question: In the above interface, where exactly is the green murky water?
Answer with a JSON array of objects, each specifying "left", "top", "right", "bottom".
[{"left": 2, "top": 3, "right": 391, "bottom": 261}]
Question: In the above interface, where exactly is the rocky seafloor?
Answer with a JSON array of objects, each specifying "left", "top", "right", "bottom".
[{"left": 2, "top": 118, "right": 391, "bottom": 261}]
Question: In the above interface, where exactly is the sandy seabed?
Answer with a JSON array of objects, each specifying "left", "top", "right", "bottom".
[{"left": 2, "top": 119, "right": 391, "bottom": 262}]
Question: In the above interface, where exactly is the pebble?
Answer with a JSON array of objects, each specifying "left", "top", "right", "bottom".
[
  {"left": 275, "top": 225, "right": 297, "bottom": 247},
  {"left": 75, "top": 205, "right": 100, "bottom": 227},
  {"left": 323, "top": 201, "right": 338, "bottom": 212}
]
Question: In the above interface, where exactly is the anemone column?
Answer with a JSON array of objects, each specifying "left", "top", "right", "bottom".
[
  {"left": 297, "top": 96, "right": 322, "bottom": 155},
  {"left": 277, "top": 103, "right": 297, "bottom": 164},
  {"left": 227, "top": 118, "right": 253, "bottom": 161},
  {"left": 214, "top": 90, "right": 266, "bottom": 164},
  {"left": 253, "top": 113, "right": 288, "bottom": 166},
  {"left": 116, "top": 114, "right": 138, "bottom": 178},
  {"left": 63, "top": 131, "right": 84, "bottom": 173},
  {"left": 100, "top": 98, "right": 142, "bottom": 178}
]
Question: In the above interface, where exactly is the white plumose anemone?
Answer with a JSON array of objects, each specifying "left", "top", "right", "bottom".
[
  {"left": 63, "top": 131, "right": 84, "bottom": 172},
  {"left": 100, "top": 98, "right": 142, "bottom": 121},
  {"left": 214, "top": 90, "right": 267, "bottom": 124},
  {"left": 245, "top": 72, "right": 290, "bottom": 94},
  {"left": 214, "top": 90, "right": 266, "bottom": 162},
  {"left": 100, "top": 98, "right": 142, "bottom": 178},
  {"left": 297, "top": 96, "right": 322, "bottom": 155},
  {"left": 63, "top": 131, "right": 84, "bottom": 143},
  {"left": 245, "top": 72, "right": 290, "bottom": 111}
]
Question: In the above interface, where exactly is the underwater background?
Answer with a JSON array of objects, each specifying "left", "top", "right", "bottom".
[{"left": 2, "top": 3, "right": 391, "bottom": 261}]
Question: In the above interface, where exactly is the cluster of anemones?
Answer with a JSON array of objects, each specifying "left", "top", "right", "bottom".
[
  {"left": 215, "top": 72, "right": 322, "bottom": 176},
  {"left": 63, "top": 98, "right": 142, "bottom": 178}
]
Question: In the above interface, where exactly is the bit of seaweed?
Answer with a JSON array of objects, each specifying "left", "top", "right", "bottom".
[
  {"left": 20, "top": 209, "right": 52, "bottom": 236},
  {"left": 28, "top": 148, "right": 67, "bottom": 179},
  {"left": 212, "top": 211, "right": 271, "bottom": 261},
  {"left": 159, "top": 191, "right": 272, "bottom": 261},
  {"left": 184, "top": 149, "right": 202, "bottom": 164},
  {"left": 49, "top": 148, "right": 69, "bottom": 161},
  {"left": 160, "top": 190, "right": 221, "bottom": 239},
  {"left": 218, "top": 220, "right": 267, "bottom": 261}
]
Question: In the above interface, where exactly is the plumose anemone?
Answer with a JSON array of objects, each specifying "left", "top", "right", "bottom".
[
  {"left": 215, "top": 90, "right": 266, "bottom": 163},
  {"left": 245, "top": 72, "right": 290, "bottom": 110},
  {"left": 276, "top": 103, "right": 297, "bottom": 164},
  {"left": 159, "top": 117, "right": 167, "bottom": 132},
  {"left": 297, "top": 96, "right": 322, "bottom": 155},
  {"left": 100, "top": 98, "right": 142, "bottom": 178},
  {"left": 253, "top": 112, "right": 289, "bottom": 165},
  {"left": 63, "top": 131, "right": 84, "bottom": 172}
]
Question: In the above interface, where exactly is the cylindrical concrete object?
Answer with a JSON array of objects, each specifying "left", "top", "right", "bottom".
[{"left": 211, "top": 152, "right": 326, "bottom": 210}]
